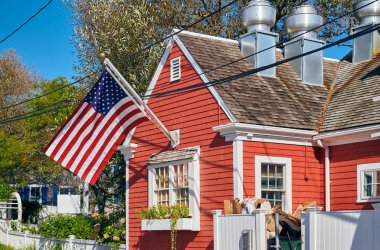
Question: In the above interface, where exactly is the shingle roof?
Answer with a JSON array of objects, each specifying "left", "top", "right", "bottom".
[
  {"left": 178, "top": 32, "right": 339, "bottom": 130},
  {"left": 148, "top": 147, "right": 199, "bottom": 165},
  {"left": 320, "top": 54, "right": 380, "bottom": 132}
]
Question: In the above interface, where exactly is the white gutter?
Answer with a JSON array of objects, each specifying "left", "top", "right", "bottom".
[
  {"left": 214, "top": 123, "right": 317, "bottom": 136},
  {"left": 317, "top": 140, "right": 330, "bottom": 211},
  {"left": 314, "top": 124, "right": 380, "bottom": 140}
]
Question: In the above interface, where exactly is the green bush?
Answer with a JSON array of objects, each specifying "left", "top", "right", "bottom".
[{"left": 38, "top": 215, "right": 94, "bottom": 239}]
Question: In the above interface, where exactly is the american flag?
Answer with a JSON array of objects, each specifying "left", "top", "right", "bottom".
[{"left": 44, "top": 70, "right": 148, "bottom": 185}]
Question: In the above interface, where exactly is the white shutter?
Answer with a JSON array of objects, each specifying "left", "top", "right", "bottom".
[{"left": 170, "top": 57, "right": 181, "bottom": 82}]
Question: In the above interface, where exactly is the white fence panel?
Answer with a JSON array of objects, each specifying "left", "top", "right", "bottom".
[
  {"left": 302, "top": 204, "right": 380, "bottom": 250},
  {"left": 0, "top": 223, "right": 126, "bottom": 250},
  {"left": 212, "top": 209, "right": 266, "bottom": 250}
]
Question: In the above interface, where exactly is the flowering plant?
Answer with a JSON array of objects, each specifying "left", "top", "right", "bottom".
[{"left": 95, "top": 209, "right": 126, "bottom": 247}]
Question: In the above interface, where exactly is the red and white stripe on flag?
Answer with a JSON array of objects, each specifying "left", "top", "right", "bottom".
[{"left": 43, "top": 70, "right": 148, "bottom": 185}]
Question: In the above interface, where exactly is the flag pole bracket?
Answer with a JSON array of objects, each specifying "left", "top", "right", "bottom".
[{"left": 169, "top": 129, "right": 180, "bottom": 148}]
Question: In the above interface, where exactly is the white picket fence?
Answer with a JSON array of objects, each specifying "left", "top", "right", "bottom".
[
  {"left": 302, "top": 203, "right": 380, "bottom": 250},
  {"left": 0, "top": 223, "right": 126, "bottom": 250},
  {"left": 212, "top": 209, "right": 267, "bottom": 250}
]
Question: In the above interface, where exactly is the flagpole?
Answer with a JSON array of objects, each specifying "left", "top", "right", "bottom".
[{"left": 103, "top": 58, "right": 179, "bottom": 148}]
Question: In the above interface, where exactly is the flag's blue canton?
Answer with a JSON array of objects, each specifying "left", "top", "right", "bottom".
[{"left": 84, "top": 70, "right": 127, "bottom": 115}]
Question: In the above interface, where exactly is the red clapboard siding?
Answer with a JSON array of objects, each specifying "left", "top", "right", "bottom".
[
  {"left": 243, "top": 141, "right": 325, "bottom": 211},
  {"left": 128, "top": 43, "right": 232, "bottom": 249},
  {"left": 329, "top": 139, "right": 380, "bottom": 211}
]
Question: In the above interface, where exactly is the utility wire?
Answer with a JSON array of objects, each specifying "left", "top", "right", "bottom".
[
  {"left": 0, "top": 0, "right": 54, "bottom": 45},
  {"left": 144, "top": 22, "right": 380, "bottom": 99},
  {"left": 2, "top": 0, "right": 239, "bottom": 110},
  {"left": 0, "top": 103, "right": 73, "bottom": 124},
  {"left": 147, "top": 0, "right": 379, "bottom": 93},
  {"left": 0, "top": 99, "right": 72, "bottom": 123},
  {"left": 1, "top": 75, "right": 93, "bottom": 110},
  {"left": 1, "top": 22, "right": 379, "bottom": 124}
]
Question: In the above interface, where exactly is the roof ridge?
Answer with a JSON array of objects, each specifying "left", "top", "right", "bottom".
[{"left": 173, "top": 29, "right": 238, "bottom": 44}]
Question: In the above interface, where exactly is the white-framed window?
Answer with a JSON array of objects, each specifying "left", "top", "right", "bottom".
[
  {"left": 147, "top": 147, "right": 200, "bottom": 231},
  {"left": 170, "top": 57, "right": 181, "bottom": 82},
  {"left": 357, "top": 163, "right": 380, "bottom": 202},
  {"left": 255, "top": 156, "right": 292, "bottom": 213}
]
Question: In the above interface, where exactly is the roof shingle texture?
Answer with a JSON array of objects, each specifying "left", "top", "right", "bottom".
[
  {"left": 321, "top": 54, "right": 380, "bottom": 132},
  {"left": 178, "top": 32, "right": 339, "bottom": 130},
  {"left": 148, "top": 147, "right": 199, "bottom": 165}
]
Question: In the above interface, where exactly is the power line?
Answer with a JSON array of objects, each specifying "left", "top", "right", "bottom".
[
  {"left": 0, "top": 0, "right": 54, "bottom": 45},
  {"left": 0, "top": 103, "right": 73, "bottom": 125},
  {"left": 147, "top": 0, "right": 379, "bottom": 93},
  {"left": 2, "top": 0, "right": 239, "bottom": 110},
  {"left": 1, "top": 22, "right": 379, "bottom": 125},
  {"left": 1, "top": 75, "right": 92, "bottom": 110},
  {"left": 0, "top": 99, "right": 72, "bottom": 124},
  {"left": 144, "top": 22, "right": 380, "bottom": 99}
]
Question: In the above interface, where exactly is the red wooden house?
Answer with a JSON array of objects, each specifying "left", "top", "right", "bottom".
[{"left": 121, "top": 2, "right": 380, "bottom": 249}]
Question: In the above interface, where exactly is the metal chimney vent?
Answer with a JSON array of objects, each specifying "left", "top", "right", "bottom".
[
  {"left": 352, "top": 0, "right": 380, "bottom": 64},
  {"left": 239, "top": 0, "right": 278, "bottom": 77},
  {"left": 284, "top": 5, "right": 325, "bottom": 86}
]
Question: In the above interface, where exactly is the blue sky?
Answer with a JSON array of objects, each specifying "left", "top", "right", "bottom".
[
  {"left": 0, "top": 0, "right": 76, "bottom": 80},
  {"left": 0, "top": 1, "right": 351, "bottom": 81}
]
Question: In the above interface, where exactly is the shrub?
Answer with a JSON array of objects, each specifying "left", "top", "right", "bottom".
[
  {"left": 95, "top": 209, "right": 126, "bottom": 247},
  {"left": 38, "top": 215, "right": 94, "bottom": 239}
]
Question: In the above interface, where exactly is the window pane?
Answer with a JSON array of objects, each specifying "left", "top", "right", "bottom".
[
  {"left": 268, "top": 166, "right": 276, "bottom": 177},
  {"left": 261, "top": 178, "right": 268, "bottom": 188},
  {"left": 277, "top": 166, "right": 283, "bottom": 177},
  {"left": 277, "top": 178, "right": 283, "bottom": 189},
  {"left": 155, "top": 166, "right": 170, "bottom": 206},
  {"left": 261, "top": 165, "right": 268, "bottom": 177},
  {"left": 174, "top": 163, "right": 189, "bottom": 207},
  {"left": 269, "top": 178, "right": 276, "bottom": 188}
]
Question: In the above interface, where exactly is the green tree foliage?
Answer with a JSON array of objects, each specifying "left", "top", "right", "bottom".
[
  {"left": 0, "top": 184, "right": 14, "bottom": 201},
  {"left": 0, "top": 50, "right": 82, "bottom": 185},
  {"left": 91, "top": 151, "right": 126, "bottom": 214},
  {"left": 22, "top": 78, "right": 81, "bottom": 184}
]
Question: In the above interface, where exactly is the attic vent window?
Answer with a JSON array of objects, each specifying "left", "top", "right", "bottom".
[{"left": 170, "top": 57, "right": 181, "bottom": 82}]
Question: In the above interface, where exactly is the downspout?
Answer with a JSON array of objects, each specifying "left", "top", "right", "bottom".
[{"left": 317, "top": 140, "right": 330, "bottom": 211}]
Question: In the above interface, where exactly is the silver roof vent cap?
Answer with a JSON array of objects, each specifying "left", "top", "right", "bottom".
[
  {"left": 284, "top": 5, "right": 324, "bottom": 39},
  {"left": 353, "top": 0, "right": 380, "bottom": 25},
  {"left": 242, "top": 0, "right": 276, "bottom": 33}
]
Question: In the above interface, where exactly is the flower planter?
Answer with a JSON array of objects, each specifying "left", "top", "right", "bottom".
[{"left": 141, "top": 218, "right": 193, "bottom": 231}]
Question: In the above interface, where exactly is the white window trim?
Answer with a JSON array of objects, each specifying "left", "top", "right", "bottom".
[
  {"left": 147, "top": 149, "right": 200, "bottom": 231},
  {"left": 170, "top": 56, "right": 181, "bottom": 82},
  {"left": 255, "top": 156, "right": 292, "bottom": 213},
  {"left": 357, "top": 162, "right": 380, "bottom": 203}
]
